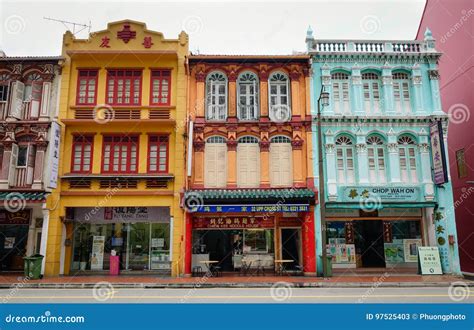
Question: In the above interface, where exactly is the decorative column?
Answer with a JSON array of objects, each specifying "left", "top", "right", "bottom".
[
  {"left": 32, "top": 141, "right": 48, "bottom": 190},
  {"left": 387, "top": 128, "right": 401, "bottom": 183},
  {"left": 192, "top": 125, "right": 205, "bottom": 188},
  {"left": 381, "top": 64, "right": 394, "bottom": 114},
  {"left": 412, "top": 64, "right": 425, "bottom": 115},
  {"left": 418, "top": 136, "right": 435, "bottom": 201},
  {"left": 351, "top": 65, "right": 364, "bottom": 115},
  {"left": 259, "top": 123, "right": 270, "bottom": 188},
  {"left": 184, "top": 212, "right": 193, "bottom": 276},
  {"left": 259, "top": 68, "right": 269, "bottom": 118},
  {"left": 289, "top": 69, "right": 301, "bottom": 118},
  {"left": 195, "top": 69, "right": 206, "bottom": 117},
  {"left": 303, "top": 67, "right": 312, "bottom": 117},
  {"left": 428, "top": 69, "right": 443, "bottom": 114},
  {"left": 291, "top": 123, "right": 305, "bottom": 187},
  {"left": 302, "top": 210, "right": 317, "bottom": 276},
  {"left": 324, "top": 129, "right": 338, "bottom": 201},
  {"left": 228, "top": 69, "right": 237, "bottom": 118},
  {"left": 356, "top": 128, "right": 369, "bottom": 184}
]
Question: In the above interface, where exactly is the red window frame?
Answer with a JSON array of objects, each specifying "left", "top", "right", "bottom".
[
  {"left": 106, "top": 69, "right": 142, "bottom": 106},
  {"left": 101, "top": 135, "right": 139, "bottom": 174},
  {"left": 71, "top": 135, "right": 94, "bottom": 173},
  {"left": 147, "top": 135, "right": 169, "bottom": 173},
  {"left": 76, "top": 70, "right": 98, "bottom": 105},
  {"left": 150, "top": 70, "right": 171, "bottom": 105}
]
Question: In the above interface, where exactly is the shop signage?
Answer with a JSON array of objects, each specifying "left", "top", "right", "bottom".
[
  {"left": 378, "top": 208, "right": 422, "bottom": 217},
  {"left": 343, "top": 187, "right": 420, "bottom": 202},
  {"left": 0, "top": 210, "right": 31, "bottom": 225},
  {"left": 192, "top": 204, "right": 309, "bottom": 213},
  {"left": 430, "top": 120, "right": 448, "bottom": 185},
  {"left": 278, "top": 218, "right": 302, "bottom": 227},
  {"left": 73, "top": 207, "right": 170, "bottom": 224},
  {"left": 47, "top": 121, "right": 61, "bottom": 189},
  {"left": 193, "top": 216, "right": 274, "bottom": 229},
  {"left": 91, "top": 236, "right": 105, "bottom": 270},
  {"left": 418, "top": 246, "right": 443, "bottom": 275}
]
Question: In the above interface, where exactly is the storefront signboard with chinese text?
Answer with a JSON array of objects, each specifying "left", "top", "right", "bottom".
[
  {"left": 0, "top": 210, "right": 31, "bottom": 225},
  {"left": 193, "top": 217, "right": 274, "bottom": 229},
  {"left": 418, "top": 246, "right": 443, "bottom": 275},
  {"left": 73, "top": 207, "right": 170, "bottom": 224},
  {"left": 343, "top": 187, "right": 420, "bottom": 203},
  {"left": 191, "top": 204, "right": 309, "bottom": 213}
]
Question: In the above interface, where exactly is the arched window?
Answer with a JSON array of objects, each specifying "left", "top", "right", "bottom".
[
  {"left": 237, "top": 136, "right": 260, "bottom": 187},
  {"left": 269, "top": 72, "right": 290, "bottom": 122},
  {"left": 366, "top": 135, "right": 386, "bottom": 184},
  {"left": 204, "top": 136, "right": 227, "bottom": 188},
  {"left": 23, "top": 72, "right": 43, "bottom": 119},
  {"left": 270, "top": 136, "right": 292, "bottom": 187},
  {"left": 392, "top": 72, "right": 411, "bottom": 114},
  {"left": 237, "top": 72, "right": 259, "bottom": 121},
  {"left": 331, "top": 72, "right": 350, "bottom": 114},
  {"left": 335, "top": 136, "right": 355, "bottom": 184},
  {"left": 398, "top": 135, "right": 418, "bottom": 183},
  {"left": 206, "top": 71, "right": 227, "bottom": 121},
  {"left": 362, "top": 72, "right": 381, "bottom": 114}
]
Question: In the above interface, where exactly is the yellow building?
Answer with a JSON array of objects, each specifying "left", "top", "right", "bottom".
[{"left": 45, "top": 20, "right": 188, "bottom": 277}]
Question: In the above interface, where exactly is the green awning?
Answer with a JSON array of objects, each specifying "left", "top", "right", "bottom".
[
  {"left": 325, "top": 202, "right": 436, "bottom": 209},
  {"left": 185, "top": 188, "right": 316, "bottom": 204},
  {"left": 0, "top": 192, "right": 48, "bottom": 202}
]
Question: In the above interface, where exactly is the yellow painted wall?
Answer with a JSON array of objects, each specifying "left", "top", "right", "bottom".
[{"left": 45, "top": 20, "right": 188, "bottom": 277}]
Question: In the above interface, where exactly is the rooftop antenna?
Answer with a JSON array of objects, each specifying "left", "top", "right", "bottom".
[{"left": 43, "top": 17, "right": 91, "bottom": 36}]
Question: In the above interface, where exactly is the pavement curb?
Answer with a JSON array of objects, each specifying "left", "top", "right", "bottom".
[{"left": 1, "top": 281, "right": 473, "bottom": 289}]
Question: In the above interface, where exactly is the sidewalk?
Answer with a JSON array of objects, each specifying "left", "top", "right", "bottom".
[{"left": 0, "top": 273, "right": 472, "bottom": 289}]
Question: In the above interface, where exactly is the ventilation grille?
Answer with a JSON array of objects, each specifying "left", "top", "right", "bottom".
[
  {"left": 114, "top": 109, "right": 141, "bottom": 120},
  {"left": 99, "top": 178, "right": 138, "bottom": 189},
  {"left": 146, "top": 179, "right": 168, "bottom": 189},
  {"left": 149, "top": 109, "right": 170, "bottom": 119},
  {"left": 69, "top": 179, "right": 92, "bottom": 189},
  {"left": 74, "top": 109, "right": 94, "bottom": 119}
]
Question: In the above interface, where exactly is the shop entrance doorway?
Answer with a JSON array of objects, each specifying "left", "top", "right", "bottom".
[
  {"left": 354, "top": 220, "right": 385, "bottom": 268},
  {"left": 0, "top": 225, "right": 29, "bottom": 271},
  {"left": 281, "top": 228, "right": 301, "bottom": 270}
]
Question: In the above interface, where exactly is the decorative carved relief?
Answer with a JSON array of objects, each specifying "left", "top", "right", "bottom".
[
  {"left": 418, "top": 143, "right": 429, "bottom": 153},
  {"left": 259, "top": 141, "right": 270, "bottom": 151},
  {"left": 356, "top": 143, "right": 367, "bottom": 154},
  {"left": 387, "top": 143, "right": 398, "bottom": 153},
  {"left": 193, "top": 141, "right": 205, "bottom": 152},
  {"left": 325, "top": 143, "right": 335, "bottom": 154},
  {"left": 227, "top": 140, "right": 238, "bottom": 151},
  {"left": 428, "top": 70, "right": 440, "bottom": 80},
  {"left": 412, "top": 75, "right": 422, "bottom": 85}
]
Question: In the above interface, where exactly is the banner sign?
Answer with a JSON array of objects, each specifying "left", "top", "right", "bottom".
[
  {"left": 192, "top": 204, "right": 309, "bottom": 213},
  {"left": 193, "top": 216, "right": 274, "bottom": 229},
  {"left": 430, "top": 120, "right": 448, "bottom": 185},
  {"left": 0, "top": 209, "right": 31, "bottom": 225},
  {"left": 47, "top": 121, "right": 61, "bottom": 189},
  {"left": 73, "top": 207, "right": 170, "bottom": 224},
  {"left": 418, "top": 246, "right": 443, "bottom": 275},
  {"left": 343, "top": 187, "right": 420, "bottom": 202},
  {"left": 90, "top": 236, "right": 105, "bottom": 270}
]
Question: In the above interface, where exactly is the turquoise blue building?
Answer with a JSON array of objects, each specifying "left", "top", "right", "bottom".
[{"left": 306, "top": 28, "right": 461, "bottom": 275}]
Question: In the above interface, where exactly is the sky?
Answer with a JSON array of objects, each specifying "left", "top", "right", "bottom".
[{"left": 0, "top": 0, "right": 426, "bottom": 56}]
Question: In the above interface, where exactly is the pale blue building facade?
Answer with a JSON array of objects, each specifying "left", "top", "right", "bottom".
[{"left": 307, "top": 28, "right": 461, "bottom": 275}]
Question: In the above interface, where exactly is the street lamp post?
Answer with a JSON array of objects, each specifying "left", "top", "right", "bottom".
[{"left": 317, "top": 86, "right": 329, "bottom": 277}]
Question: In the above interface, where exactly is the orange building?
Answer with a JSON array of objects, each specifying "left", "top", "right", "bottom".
[{"left": 184, "top": 55, "right": 317, "bottom": 276}]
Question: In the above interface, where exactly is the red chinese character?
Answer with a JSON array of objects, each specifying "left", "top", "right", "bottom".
[
  {"left": 142, "top": 36, "right": 153, "bottom": 49},
  {"left": 100, "top": 36, "right": 111, "bottom": 48}
]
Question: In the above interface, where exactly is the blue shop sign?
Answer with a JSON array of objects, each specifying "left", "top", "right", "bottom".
[
  {"left": 342, "top": 186, "right": 420, "bottom": 202},
  {"left": 190, "top": 204, "right": 309, "bottom": 213}
]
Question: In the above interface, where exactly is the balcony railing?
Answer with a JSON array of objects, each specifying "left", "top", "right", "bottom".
[
  {"left": 73, "top": 108, "right": 172, "bottom": 120},
  {"left": 238, "top": 104, "right": 258, "bottom": 121},
  {"left": 206, "top": 105, "right": 227, "bottom": 121},
  {"left": 312, "top": 40, "right": 424, "bottom": 54},
  {"left": 13, "top": 167, "right": 33, "bottom": 188}
]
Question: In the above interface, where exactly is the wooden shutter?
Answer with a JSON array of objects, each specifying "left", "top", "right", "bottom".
[
  {"left": 9, "top": 81, "right": 24, "bottom": 119},
  {"left": 270, "top": 144, "right": 280, "bottom": 186},
  {"left": 270, "top": 143, "right": 292, "bottom": 187},
  {"left": 8, "top": 144, "right": 18, "bottom": 187},
  {"left": 237, "top": 144, "right": 248, "bottom": 187},
  {"left": 205, "top": 144, "right": 227, "bottom": 188},
  {"left": 216, "top": 145, "right": 227, "bottom": 187},
  {"left": 40, "top": 82, "right": 51, "bottom": 118},
  {"left": 26, "top": 145, "right": 35, "bottom": 185},
  {"left": 237, "top": 144, "right": 259, "bottom": 187}
]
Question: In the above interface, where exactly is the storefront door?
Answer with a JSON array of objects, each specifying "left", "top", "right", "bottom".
[
  {"left": 355, "top": 220, "right": 385, "bottom": 268},
  {"left": 0, "top": 225, "right": 29, "bottom": 271},
  {"left": 281, "top": 228, "right": 301, "bottom": 270},
  {"left": 127, "top": 223, "right": 150, "bottom": 270}
]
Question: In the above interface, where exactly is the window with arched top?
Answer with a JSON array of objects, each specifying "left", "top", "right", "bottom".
[
  {"left": 237, "top": 136, "right": 260, "bottom": 187},
  {"left": 23, "top": 72, "right": 44, "bottom": 119},
  {"left": 366, "top": 135, "right": 386, "bottom": 184},
  {"left": 206, "top": 71, "right": 228, "bottom": 121},
  {"left": 331, "top": 72, "right": 350, "bottom": 114},
  {"left": 335, "top": 136, "right": 355, "bottom": 184},
  {"left": 392, "top": 72, "right": 411, "bottom": 114},
  {"left": 204, "top": 136, "right": 227, "bottom": 188},
  {"left": 362, "top": 72, "right": 381, "bottom": 114},
  {"left": 270, "top": 136, "right": 292, "bottom": 187},
  {"left": 269, "top": 72, "right": 290, "bottom": 122},
  {"left": 398, "top": 135, "right": 418, "bottom": 183},
  {"left": 237, "top": 72, "right": 259, "bottom": 121}
]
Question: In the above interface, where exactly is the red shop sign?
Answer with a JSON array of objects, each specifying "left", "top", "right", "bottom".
[
  {"left": 193, "top": 216, "right": 274, "bottom": 229},
  {"left": 0, "top": 209, "right": 31, "bottom": 225}
]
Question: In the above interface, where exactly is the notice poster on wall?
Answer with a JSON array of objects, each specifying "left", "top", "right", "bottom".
[
  {"left": 418, "top": 246, "right": 443, "bottom": 275},
  {"left": 403, "top": 239, "right": 422, "bottom": 262},
  {"left": 327, "top": 243, "right": 356, "bottom": 264},
  {"left": 91, "top": 236, "right": 105, "bottom": 270},
  {"left": 4, "top": 237, "right": 15, "bottom": 249},
  {"left": 384, "top": 240, "right": 405, "bottom": 263}
]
